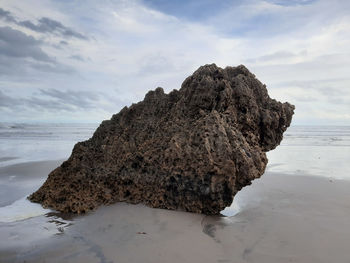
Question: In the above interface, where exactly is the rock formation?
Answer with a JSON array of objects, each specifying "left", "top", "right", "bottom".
[{"left": 29, "top": 64, "right": 294, "bottom": 215}]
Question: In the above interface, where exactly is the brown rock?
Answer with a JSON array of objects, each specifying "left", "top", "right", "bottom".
[{"left": 29, "top": 64, "right": 294, "bottom": 214}]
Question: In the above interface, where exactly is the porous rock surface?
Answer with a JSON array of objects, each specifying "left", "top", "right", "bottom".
[{"left": 29, "top": 64, "right": 294, "bottom": 214}]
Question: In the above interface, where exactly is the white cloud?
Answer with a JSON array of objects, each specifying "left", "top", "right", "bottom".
[{"left": 0, "top": 0, "right": 349, "bottom": 124}]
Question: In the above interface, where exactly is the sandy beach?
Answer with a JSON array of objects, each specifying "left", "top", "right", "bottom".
[
  {"left": 0, "top": 160, "right": 63, "bottom": 207},
  {"left": 1, "top": 159, "right": 350, "bottom": 263}
]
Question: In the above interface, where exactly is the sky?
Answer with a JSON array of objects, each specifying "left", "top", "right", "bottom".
[{"left": 0, "top": 0, "right": 349, "bottom": 125}]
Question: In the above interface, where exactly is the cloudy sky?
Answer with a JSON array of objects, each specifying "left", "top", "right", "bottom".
[{"left": 0, "top": 0, "right": 349, "bottom": 124}]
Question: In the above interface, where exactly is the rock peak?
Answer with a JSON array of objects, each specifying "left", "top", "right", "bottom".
[{"left": 29, "top": 64, "right": 294, "bottom": 215}]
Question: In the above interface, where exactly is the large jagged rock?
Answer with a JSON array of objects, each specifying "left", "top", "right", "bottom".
[{"left": 29, "top": 64, "right": 294, "bottom": 214}]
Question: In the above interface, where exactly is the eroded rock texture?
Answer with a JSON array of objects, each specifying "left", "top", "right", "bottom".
[{"left": 29, "top": 64, "right": 294, "bottom": 214}]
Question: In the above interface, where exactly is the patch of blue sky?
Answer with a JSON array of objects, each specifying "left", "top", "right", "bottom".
[
  {"left": 142, "top": 0, "right": 243, "bottom": 21},
  {"left": 142, "top": 0, "right": 316, "bottom": 22},
  {"left": 221, "top": 13, "right": 304, "bottom": 38},
  {"left": 268, "top": 0, "right": 317, "bottom": 6},
  {"left": 142, "top": 0, "right": 316, "bottom": 38}
]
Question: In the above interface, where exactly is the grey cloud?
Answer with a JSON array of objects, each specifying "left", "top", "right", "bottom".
[
  {"left": 0, "top": 89, "right": 59, "bottom": 113},
  {"left": 0, "top": 90, "right": 18, "bottom": 107},
  {"left": 291, "top": 95, "right": 318, "bottom": 103},
  {"left": 277, "top": 78, "right": 350, "bottom": 95},
  {"left": 256, "top": 51, "right": 296, "bottom": 61},
  {"left": 25, "top": 96, "right": 76, "bottom": 111},
  {"left": 0, "top": 55, "right": 73, "bottom": 79},
  {"left": 0, "top": 26, "right": 76, "bottom": 77},
  {"left": 0, "top": 8, "right": 87, "bottom": 40},
  {"left": 39, "top": 89, "right": 100, "bottom": 109},
  {"left": 69, "top": 55, "right": 85, "bottom": 61},
  {"left": 138, "top": 53, "right": 176, "bottom": 75},
  {"left": 0, "top": 26, "right": 53, "bottom": 62},
  {"left": 316, "top": 82, "right": 350, "bottom": 98},
  {"left": 318, "top": 85, "right": 350, "bottom": 105},
  {"left": 0, "top": 8, "right": 16, "bottom": 23},
  {"left": 19, "top": 17, "right": 88, "bottom": 40},
  {"left": 31, "top": 62, "right": 74, "bottom": 74},
  {"left": 0, "top": 89, "right": 102, "bottom": 112},
  {"left": 274, "top": 78, "right": 350, "bottom": 106},
  {"left": 52, "top": 40, "right": 69, "bottom": 50},
  {"left": 246, "top": 50, "right": 307, "bottom": 63}
]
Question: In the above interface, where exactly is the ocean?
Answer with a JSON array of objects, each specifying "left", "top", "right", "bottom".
[
  {"left": 1, "top": 123, "right": 349, "bottom": 179},
  {"left": 266, "top": 125, "right": 350, "bottom": 180},
  {"left": 0, "top": 123, "right": 99, "bottom": 167}
]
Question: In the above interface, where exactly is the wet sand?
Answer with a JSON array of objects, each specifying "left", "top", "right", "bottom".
[
  {"left": 0, "top": 160, "right": 63, "bottom": 206},
  {"left": 1, "top": 160, "right": 350, "bottom": 263}
]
